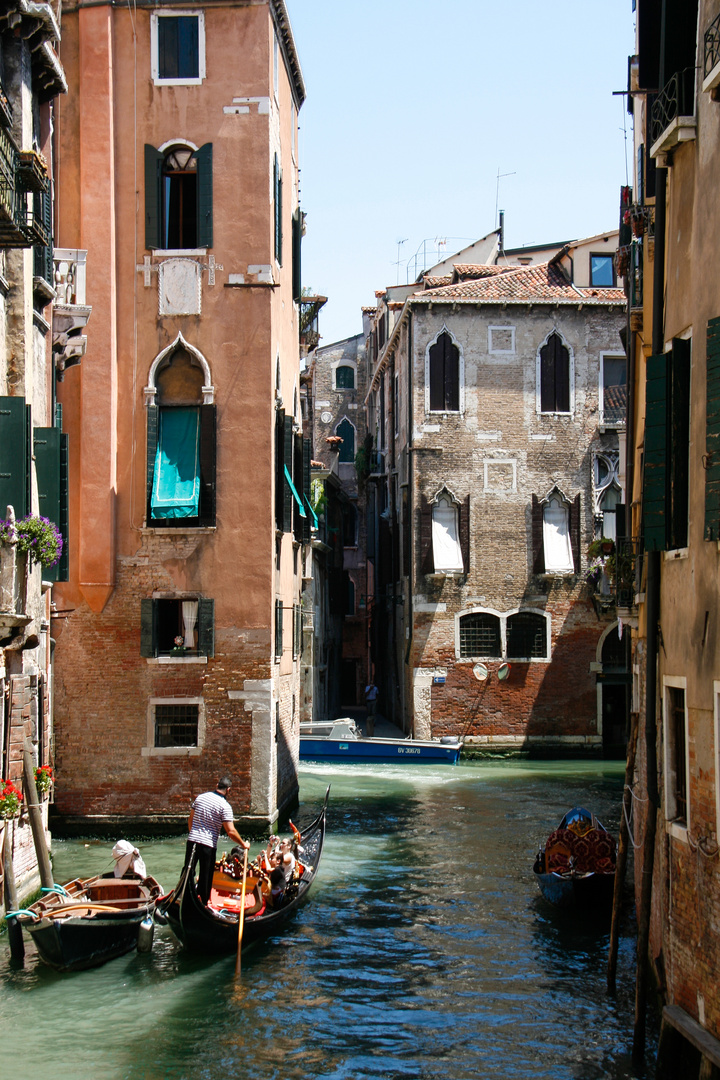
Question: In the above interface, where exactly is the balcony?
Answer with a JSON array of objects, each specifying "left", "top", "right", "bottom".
[
  {"left": 614, "top": 537, "right": 641, "bottom": 622},
  {"left": 650, "top": 69, "right": 697, "bottom": 158},
  {"left": 0, "top": 129, "right": 50, "bottom": 248},
  {"left": 703, "top": 11, "right": 720, "bottom": 96},
  {"left": 53, "top": 249, "right": 92, "bottom": 380},
  {"left": 17, "top": 151, "right": 48, "bottom": 194}
]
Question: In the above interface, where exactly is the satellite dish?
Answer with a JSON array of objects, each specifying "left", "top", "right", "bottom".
[
  {"left": 497, "top": 663, "right": 511, "bottom": 681},
  {"left": 473, "top": 663, "right": 488, "bottom": 681}
]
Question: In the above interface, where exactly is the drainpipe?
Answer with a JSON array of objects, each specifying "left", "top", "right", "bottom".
[
  {"left": 632, "top": 163, "right": 666, "bottom": 1070},
  {"left": 405, "top": 309, "right": 414, "bottom": 736}
]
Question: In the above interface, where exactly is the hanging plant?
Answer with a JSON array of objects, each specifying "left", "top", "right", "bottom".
[
  {"left": 0, "top": 515, "right": 62, "bottom": 567},
  {"left": 0, "top": 779, "right": 23, "bottom": 819},
  {"left": 34, "top": 765, "right": 53, "bottom": 796}
]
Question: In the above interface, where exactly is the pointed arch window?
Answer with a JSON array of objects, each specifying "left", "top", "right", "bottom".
[
  {"left": 336, "top": 418, "right": 355, "bottom": 463},
  {"left": 428, "top": 331, "right": 460, "bottom": 412},
  {"left": 542, "top": 494, "right": 574, "bottom": 572},
  {"left": 539, "top": 332, "right": 571, "bottom": 413},
  {"left": 432, "top": 492, "right": 464, "bottom": 572}
]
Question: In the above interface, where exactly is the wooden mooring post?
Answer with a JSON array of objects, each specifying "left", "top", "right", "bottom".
[
  {"left": 2, "top": 822, "right": 24, "bottom": 962},
  {"left": 22, "top": 739, "right": 53, "bottom": 890},
  {"left": 607, "top": 711, "right": 638, "bottom": 993}
]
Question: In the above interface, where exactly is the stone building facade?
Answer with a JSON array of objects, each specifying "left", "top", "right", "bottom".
[
  {"left": 364, "top": 248, "right": 628, "bottom": 750},
  {"left": 52, "top": 0, "right": 308, "bottom": 833},
  {"left": 0, "top": 3, "right": 84, "bottom": 905},
  {"left": 624, "top": 0, "right": 720, "bottom": 1071}
]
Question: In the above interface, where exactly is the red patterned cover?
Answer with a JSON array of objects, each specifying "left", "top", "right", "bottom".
[{"left": 545, "top": 827, "right": 615, "bottom": 874}]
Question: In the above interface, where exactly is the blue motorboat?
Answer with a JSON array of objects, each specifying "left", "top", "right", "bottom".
[{"left": 299, "top": 718, "right": 462, "bottom": 764}]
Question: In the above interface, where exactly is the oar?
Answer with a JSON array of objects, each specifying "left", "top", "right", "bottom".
[{"left": 235, "top": 846, "right": 249, "bottom": 978}]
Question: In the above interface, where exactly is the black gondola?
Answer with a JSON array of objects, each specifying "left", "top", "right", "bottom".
[
  {"left": 161, "top": 787, "right": 329, "bottom": 954},
  {"left": 532, "top": 806, "right": 616, "bottom": 909}
]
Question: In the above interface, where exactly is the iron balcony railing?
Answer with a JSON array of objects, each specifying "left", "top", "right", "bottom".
[
  {"left": 0, "top": 129, "right": 50, "bottom": 249},
  {"left": 629, "top": 239, "right": 643, "bottom": 310},
  {"left": 614, "top": 536, "right": 642, "bottom": 611},
  {"left": 705, "top": 11, "right": 720, "bottom": 79},
  {"left": 650, "top": 67, "right": 696, "bottom": 147}
]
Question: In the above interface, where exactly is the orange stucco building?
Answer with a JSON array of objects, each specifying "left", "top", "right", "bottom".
[{"left": 53, "top": 0, "right": 308, "bottom": 831}]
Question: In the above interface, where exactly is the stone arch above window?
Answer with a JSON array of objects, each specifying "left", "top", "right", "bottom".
[
  {"left": 335, "top": 416, "right": 356, "bottom": 463},
  {"left": 537, "top": 329, "right": 573, "bottom": 414},
  {"left": 531, "top": 487, "right": 580, "bottom": 575},
  {"left": 145, "top": 141, "right": 212, "bottom": 250},
  {"left": 144, "top": 333, "right": 214, "bottom": 405},
  {"left": 425, "top": 326, "right": 464, "bottom": 414}
]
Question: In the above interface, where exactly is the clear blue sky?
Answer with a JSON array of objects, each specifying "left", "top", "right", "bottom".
[{"left": 286, "top": 0, "right": 635, "bottom": 346}]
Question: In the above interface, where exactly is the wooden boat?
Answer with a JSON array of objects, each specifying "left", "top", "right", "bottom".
[
  {"left": 300, "top": 718, "right": 462, "bottom": 764},
  {"left": 13, "top": 874, "right": 163, "bottom": 971},
  {"left": 532, "top": 806, "right": 616, "bottom": 909},
  {"left": 161, "top": 787, "right": 329, "bottom": 954}
]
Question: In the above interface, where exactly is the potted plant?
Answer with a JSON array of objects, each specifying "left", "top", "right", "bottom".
[
  {"left": 34, "top": 765, "right": 53, "bottom": 797},
  {"left": 587, "top": 537, "right": 615, "bottom": 561},
  {"left": 0, "top": 779, "right": 23, "bottom": 819},
  {"left": 170, "top": 635, "right": 187, "bottom": 656},
  {"left": 0, "top": 514, "right": 63, "bottom": 568}
]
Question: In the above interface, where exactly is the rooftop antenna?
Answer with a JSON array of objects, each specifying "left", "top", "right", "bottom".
[
  {"left": 394, "top": 238, "right": 408, "bottom": 285},
  {"left": 495, "top": 167, "right": 515, "bottom": 229}
]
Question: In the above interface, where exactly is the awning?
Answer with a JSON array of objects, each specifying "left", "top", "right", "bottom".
[
  {"left": 151, "top": 407, "right": 201, "bottom": 519},
  {"left": 303, "top": 495, "right": 318, "bottom": 529},
  {"left": 284, "top": 464, "right": 306, "bottom": 516}
]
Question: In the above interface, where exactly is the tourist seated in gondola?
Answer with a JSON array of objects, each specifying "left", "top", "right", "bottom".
[{"left": 269, "top": 839, "right": 296, "bottom": 907}]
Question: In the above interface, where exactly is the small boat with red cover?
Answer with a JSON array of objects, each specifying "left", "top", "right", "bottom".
[{"left": 532, "top": 806, "right": 616, "bottom": 909}]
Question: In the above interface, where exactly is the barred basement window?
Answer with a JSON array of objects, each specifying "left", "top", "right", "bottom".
[
  {"left": 154, "top": 703, "right": 199, "bottom": 748},
  {"left": 459, "top": 613, "right": 501, "bottom": 658},
  {"left": 506, "top": 612, "right": 547, "bottom": 659}
]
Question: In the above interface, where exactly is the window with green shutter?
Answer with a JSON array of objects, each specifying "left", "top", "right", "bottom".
[
  {"left": 274, "top": 154, "right": 283, "bottom": 266},
  {"left": 705, "top": 317, "right": 720, "bottom": 541},
  {"left": 292, "top": 208, "right": 302, "bottom": 301},
  {"left": 34, "top": 426, "right": 68, "bottom": 583},
  {"left": 144, "top": 143, "right": 212, "bottom": 251},
  {"left": 140, "top": 596, "right": 213, "bottom": 658},
  {"left": 643, "top": 353, "right": 669, "bottom": 551},
  {"left": 0, "top": 396, "right": 30, "bottom": 520}
]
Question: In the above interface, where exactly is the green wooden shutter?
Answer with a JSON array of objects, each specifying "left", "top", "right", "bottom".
[
  {"left": 705, "top": 317, "right": 720, "bottom": 540},
  {"left": 144, "top": 145, "right": 163, "bottom": 249},
  {"left": 670, "top": 338, "right": 691, "bottom": 550},
  {"left": 283, "top": 415, "right": 293, "bottom": 532},
  {"left": 197, "top": 597, "right": 214, "bottom": 657},
  {"left": 199, "top": 403, "right": 216, "bottom": 525},
  {"left": 34, "top": 427, "right": 61, "bottom": 581},
  {"left": 57, "top": 433, "right": 69, "bottom": 581},
  {"left": 531, "top": 494, "right": 545, "bottom": 573},
  {"left": 146, "top": 404, "right": 159, "bottom": 522},
  {"left": 275, "top": 408, "right": 285, "bottom": 531},
  {"left": 643, "top": 353, "right": 669, "bottom": 551},
  {"left": 292, "top": 209, "right": 302, "bottom": 302},
  {"left": 140, "top": 598, "right": 157, "bottom": 658},
  {"left": 274, "top": 154, "right": 282, "bottom": 266},
  {"left": 302, "top": 437, "right": 311, "bottom": 543},
  {"left": 569, "top": 493, "right": 581, "bottom": 573},
  {"left": 196, "top": 143, "right": 213, "bottom": 248},
  {"left": 0, "top": 396, "right": 28, "bottom": 519}
]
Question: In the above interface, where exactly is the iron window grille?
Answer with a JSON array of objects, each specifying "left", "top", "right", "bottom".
[
  {"left": 506, "top": 612, "right": 547, "bottom": 660},
  {"left": 459, "top": 613, "right": 501, "bottom": 658},
  {"left": 154, "top": 703, "right": 199, "bottom": 748},
  {"left": 650, "top": 68, "right": 696, "bottom": 147}
]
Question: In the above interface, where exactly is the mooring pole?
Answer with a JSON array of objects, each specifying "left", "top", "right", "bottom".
[
  {"left": 2, "top": 822, "right": 24, "bottom": 962},
  {"left": 22, "top": 740, "right": 53, "bottom": 890},
  {"left": 607, "top": 711, "right": 638, "bottom": 993}
]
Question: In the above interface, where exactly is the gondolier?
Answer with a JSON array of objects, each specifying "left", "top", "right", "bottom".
[{"left": 186, "top": 776, "right": 249, "bottom": 906}]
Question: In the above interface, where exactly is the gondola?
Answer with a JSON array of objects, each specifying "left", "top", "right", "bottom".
[
  {"left": 532, "top": 806, "right": 616, "bottom": 909},
  {"left": 161, "top": 787, "right": 329, "bottom": 954},
  {"left": 11, "top": 873, "right": 163, "bottom": 971}
]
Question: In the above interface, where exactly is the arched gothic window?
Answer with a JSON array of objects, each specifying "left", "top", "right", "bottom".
[
  {"left": 336, "top": 418, "right": 355, "bottom": 463},
  {"left": 428, "top": 331, "right": 460, "bottom": 412},
  {"left": 539, "top": 332, "right": 570, "bottom": 413},
  {"left": 542, "top": 494, "right": 574, "bottom": 572},
  {"left": 432, "top": 493, "right": 463, "bottom": 572},
  {"left": 145, "top": 142, "right": 213, "bottom": 249}
]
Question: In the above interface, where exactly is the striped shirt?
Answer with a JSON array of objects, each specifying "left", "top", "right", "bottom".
[{"left": 188, "top": 790, "right": 233, "bottom": 849}]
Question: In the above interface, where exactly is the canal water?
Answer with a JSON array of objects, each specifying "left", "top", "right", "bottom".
[{"left": 1, "top": 759, "right": 657, "bottom": 1080}]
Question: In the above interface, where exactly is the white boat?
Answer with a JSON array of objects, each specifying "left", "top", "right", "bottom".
[{"left": 299, "top": 718, "right": 462, "bottom": 764}]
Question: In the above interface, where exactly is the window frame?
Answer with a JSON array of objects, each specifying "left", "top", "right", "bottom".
[
  {"left": 488, "top": 325, "right": 516, "bottom": 355},
  {"left": 536, "top": 330, "right": 574, "bottom": 415},
  {"left": 589, "top": 252, "right": 616, "bottom": 288},
  {"left": 662, "top": 676, "right": 690, "bottom": 838},
  {"left": 425, "top": 326, "right": 464, "bottom": 415},
  {"left": 542, "top": 494, "right": 574, "bottom": 574},
  {"left": 141, "top": 596, "right": 214, "bottom": 660},
  {"left": 143, "top": 696, "right": 205, "bottom": 757},
  {"left": 431, "top": 492, "right": 464, "bottom": 573},
  {"left": 456, "top": 607, "right": 550, "bottom": 662},
  {"left": 151, "top": 10, "right": 206, "bottom": 87},
  {"left": 335, "top": 416, "right": 356, "bottom": 464},
  {"left": 599, "top": 351, "right": 627, "bottom": 428},
  {"left": 333, "top": 363, "right": 356, "bottom": 390}
]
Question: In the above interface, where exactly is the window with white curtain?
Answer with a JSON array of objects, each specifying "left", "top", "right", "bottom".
[
  {"left": 432, "top": 494, "right": 463, "bottom": 572},
  {"left": 542, "top": 495, "right": 573, "bottom": 572}
]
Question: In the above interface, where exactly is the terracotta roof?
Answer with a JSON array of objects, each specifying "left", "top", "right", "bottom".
[
  {"left": 416, "top": 259, "right": 625, "bottom": 305},
  {"left": 422, "top": 275, "right": 453, "bottom": 288},
  {"left": 361, "top": 306, "right": 377, "bottom": 314},
  {"left": 453, "top": 264, "right": 513, "bottom": 280}
]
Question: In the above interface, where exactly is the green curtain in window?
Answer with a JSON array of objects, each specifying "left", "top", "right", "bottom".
[{"left": 151, "top": 407, "right": 201, "bottom": 518}]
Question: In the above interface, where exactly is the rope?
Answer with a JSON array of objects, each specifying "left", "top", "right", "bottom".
[{"left": 622, "top": 783, "right": 645, "bottom": 849}]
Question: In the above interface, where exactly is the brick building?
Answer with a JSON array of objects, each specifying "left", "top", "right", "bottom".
[
  {"left": 624, "top": 0, "right": 720, "bottom": 1071},
  {"left": 0, "top": 4, "right": 85, "bottom": 904},
  {"left": 364, "top": 241, "right": 628, "bottom": 751},
  {"left": 52, "top": 0, "right": 309, "bottom": 833}
]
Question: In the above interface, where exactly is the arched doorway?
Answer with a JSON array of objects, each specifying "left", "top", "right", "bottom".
[{"left": 597, "top": 623, "right": 630, "bottom": 757}]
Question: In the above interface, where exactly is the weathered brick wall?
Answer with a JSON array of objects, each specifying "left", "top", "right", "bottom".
[
  {"left": 405, "top": 302, "right": 624, "bottom": 741},
  {"left": 53, "top": 549, "right": 273, "bottom": 823}
]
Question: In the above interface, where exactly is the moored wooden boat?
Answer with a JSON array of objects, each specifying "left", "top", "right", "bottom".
[
  {"left": 532, "top": 806, "right": 616, "bottom": 909},
  {"left": 14, "top": 874, "right": 163, "bottom": 971},
  {"left": 161, "top": 787, "right": 329, "bottom": 954}
]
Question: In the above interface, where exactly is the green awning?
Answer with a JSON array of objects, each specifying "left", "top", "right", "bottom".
[
  {"left": 151, "top": 407, "right": 201, "bottom": 519},
  {"left": 303, "top": 495, "right": 318, "bottom": 529},
  {"left": 284, "top": 465, "right": 306, "bottom": 516}
]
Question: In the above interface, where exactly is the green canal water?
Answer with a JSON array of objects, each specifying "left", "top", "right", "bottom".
[{"left": 1, "top": 759, "right": 657, "bottom": 1080}]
